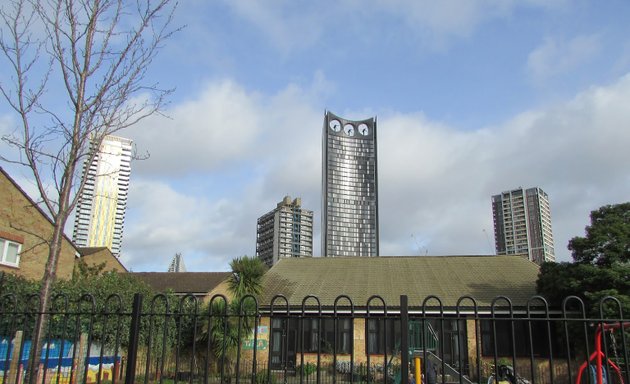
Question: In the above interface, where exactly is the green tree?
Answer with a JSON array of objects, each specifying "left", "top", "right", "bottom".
[
  {"left": 536, "top": 262, "right": 630, "bottom": 316},
  {"left": 0, "top": 272, "right": 40, "bottom": 299},
  {"left": 537, "top": 202, "right": 630, "bottom": 317},
  {"left": 568, "top": 202, "right": 630, "bottom": 266},
  {"left": 0, "top": 265, "right": 176, "bottom": 350},
  {"left": 536, "top": 203, "right": 630, "bottom": 361}
]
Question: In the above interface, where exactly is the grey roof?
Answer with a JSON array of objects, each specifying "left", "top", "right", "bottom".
[
  {"left": 131, "top": 272, "right": 231, "bottom": 294},
  {"left": 260, "top": 255, "right": 540, "bottom": 309}
]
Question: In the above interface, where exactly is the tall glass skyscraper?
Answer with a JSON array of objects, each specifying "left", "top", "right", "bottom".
[
  {"left": 73, "top": 135, "right": 132, "bottom": 257},
  {"left": 322, "top": 111, "right": 379, "bottom": 257}
]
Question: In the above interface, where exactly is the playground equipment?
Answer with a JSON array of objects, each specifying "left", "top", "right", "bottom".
[
  {"left": 486, "top": 364, "right": 530, "bottom": 384},
  {"left": 575, "top": 322, "right": 630, "bottom": 384}
]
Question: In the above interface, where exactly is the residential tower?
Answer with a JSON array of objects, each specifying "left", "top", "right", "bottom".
[
  {"left": 322, "top": 111, "right": 379, "bottom": 257},
  {"left": 72, "top": 135, "right": 132, "bottom": 257},
  {"left": 256, "top": 196, "right": 313, "bottom": 267},
  {"left": 492, "top": 187, "right": 555, "bottom": 264}
]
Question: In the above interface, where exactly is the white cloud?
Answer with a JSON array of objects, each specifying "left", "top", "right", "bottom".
[
  {"left": 220, "top": 0, "right": 326, "bottom": 55},
  {"left": 370, "top": 0, "right": 569, "bottom": 35},
  {"left": 120, "top": 72, "right": 630, "bottom": 271},
  {"left": 218, "top": 0, "right": 568, "bottom": 53},
  {"left": 125, "top": 73, "right": 336, "bottom": 179},
  {"left": 122, "top": 75, "right": 329, "bottom": 270},
  {"left": 527, "top": 34, "right": 602, "bottom": 82},
  {"left": 371, "top": 0, "right": 511, "bottom": 41},
  {"left": 122, "top": 179, "right": 256, "bottom": 271},
  {"left": 125, "top": 80, "right": 264, "bottom": 176},
  {"left": 378, "top": 73, "right": 630, "bottom": 260},
  {"left": 377, "top": 112, "right": 497, "bottom": 256}
]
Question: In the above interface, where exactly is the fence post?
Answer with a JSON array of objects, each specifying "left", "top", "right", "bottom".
[
  {"left": 125, "top": 293, "right": 143, "bottom": 384},
  {"left": 401, "top": 295, "right": 409, "bottom": 384},
  {"left": 75, "top": 333, "right": 89, "bottom": 384},
  {"left": 7, "top": 330, "right": 23, "bottom": 384}
]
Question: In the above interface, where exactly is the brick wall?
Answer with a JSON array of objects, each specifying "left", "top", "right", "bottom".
[
  {"left": 0, "top": 170, "right": 77, "bottom": 280},
  {"left": 204, "top": 280, "right": 233, "bottom": 303},
  {"left": 79, "top": 248, "right": 127, "bottom": 273}
]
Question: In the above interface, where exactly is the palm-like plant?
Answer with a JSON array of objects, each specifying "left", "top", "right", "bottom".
[
  {"left": 200, "top": 256, "right": 268, "bottom": 375},
  {"left": 228, "top": 256, "right": 268, "bottom": 302}
]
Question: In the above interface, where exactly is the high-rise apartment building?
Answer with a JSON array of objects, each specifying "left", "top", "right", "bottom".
[
  {"left": 492, "top": 187, "right": 555, "bottom": 265},
  {"left": 73, "top": 135, "right": 133, "bottom": 257},
  {"left": 322, "top": 111, "right": 379, "bottom": 257},
  {"left": 256, "top": 196, "right": 313, "bottom": 267}
]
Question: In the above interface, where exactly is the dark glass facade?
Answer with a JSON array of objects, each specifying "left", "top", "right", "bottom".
[{"left": 322, "top": 111, "right": 378, "bottom": 257}]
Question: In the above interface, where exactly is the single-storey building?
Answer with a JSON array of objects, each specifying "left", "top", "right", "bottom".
[
  {"left": 236, "top": 255, "right": 555, "bottom": 382},
  {"left": 131, "top": 272, "right": 232, "bottom": 300}
]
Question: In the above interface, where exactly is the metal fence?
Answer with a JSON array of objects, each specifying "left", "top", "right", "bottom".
[{"left": 1, "top": 291, "right": 628, "bottom": 384}]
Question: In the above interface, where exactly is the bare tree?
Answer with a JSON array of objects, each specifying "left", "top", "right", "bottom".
[{"left": 0, "top": 0, "right": 179, "bottom": 381}]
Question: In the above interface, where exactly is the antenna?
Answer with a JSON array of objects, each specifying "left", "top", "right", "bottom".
[
  {"left": 411, "top": 234, "right": 428, "bottom": 256},
  {"left": 411, "top": 234, "right": 422, "bottom": 255}
]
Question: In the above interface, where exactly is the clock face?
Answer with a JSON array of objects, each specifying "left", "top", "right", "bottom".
[
  {"left": 344, "top": 123, "right": 355, "bottom": 136},
  {"left": 329, "top": 119, "right": 341, "bottom": 132},
  {"left": 358, "top": 123, "right": 369, "bottom": 136}
]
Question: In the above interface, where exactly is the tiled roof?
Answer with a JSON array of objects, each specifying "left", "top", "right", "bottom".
[
  {"left": 131, "top": 272, "right": 231, "bottom": 294},
  {"left": 260, "top": 255, "right": 540, "bottom": 309}
]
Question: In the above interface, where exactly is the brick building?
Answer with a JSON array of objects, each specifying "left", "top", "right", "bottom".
[
  {"left": 239, "top": 255, "right": 542, "bottom": 377},
  {"left": 1, "top": 167, "right": 125, "bottom": 280}
]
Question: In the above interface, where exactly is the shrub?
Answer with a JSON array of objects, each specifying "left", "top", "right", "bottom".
[
  {"left": 298, "top": 362, "right": 317, "bottom": 377},
  {"left": 254, "top": 370, "right": 276, "bottom": 384}
]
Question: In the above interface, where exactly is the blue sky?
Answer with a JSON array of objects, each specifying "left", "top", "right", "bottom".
[{"left": 2, "top": 0, "right": 630, "bottom": 272}]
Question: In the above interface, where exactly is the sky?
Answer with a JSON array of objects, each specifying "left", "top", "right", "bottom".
[{"left": 2, "top": 0, "right": 630, "bottom": 272}]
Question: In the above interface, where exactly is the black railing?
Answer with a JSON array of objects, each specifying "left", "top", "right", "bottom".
[{"left": 0, "top": 291, "right": 628, "bottom": 384}]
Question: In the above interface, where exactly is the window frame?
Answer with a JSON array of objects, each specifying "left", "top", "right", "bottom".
[
  {"left": 0, "top": 237, "right": 22, "bottom": 267},
  {"left": 301, "top": 317, "right": 353, "bottom": 354},
  {"left": 366, "top": 318, "right": 401, "bottom": 355},
  {"left": 480, "top": 316, "right": 552, "bottom": 358}
]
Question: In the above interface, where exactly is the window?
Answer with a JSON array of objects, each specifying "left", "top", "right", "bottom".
[
  {"left": 480, "top": 317, "right": 552, "bottom": 357},
  {"left": 301, "top": 318, "right": 352, "bottom": 354},
  {"left": 0, "top": 238, "right": 21, "bottom": 267},
  {"left": 366, "top": 318, "right": 401, "bottom": 355}
]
